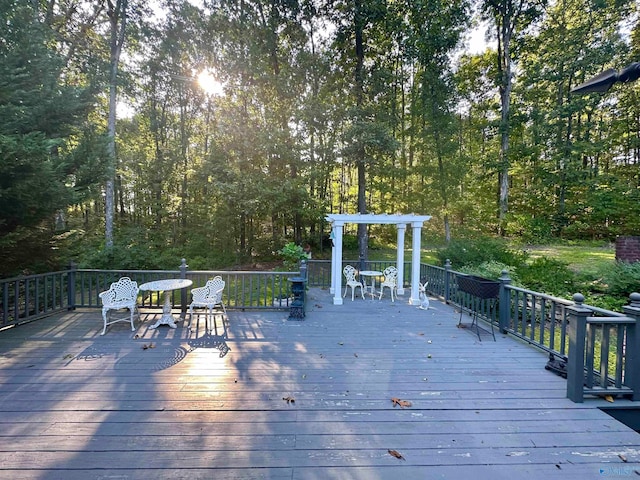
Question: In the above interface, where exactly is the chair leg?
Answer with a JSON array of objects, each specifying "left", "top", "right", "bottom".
[
  {"left": 129, "top": 306, "right": 136, "bottom": 332},
  {"left": 206, "top": 307, "right": 213, "bottom": 332},
  {"left": 101, "top": 308, "right": 108, "bottom": 336},
  {"left": 187, "top": 305, "right": 194, "bottom": 331}
]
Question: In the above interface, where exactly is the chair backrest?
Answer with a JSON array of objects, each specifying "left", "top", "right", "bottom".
[
  {"left": 382, "top": 266, "right": 398, "bottom": 285},
  {"left": 100, "top": 277, "right": 138, "bottom": 305},
  {"left": 343, "top": 265, "right": 358, "bottom": 282},
  {"left": 196, "top": 276, "right": 225, "bottom": 303}
]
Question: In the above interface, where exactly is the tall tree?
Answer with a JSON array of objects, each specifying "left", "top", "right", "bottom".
[
  {"left": 0, "top": 1, "right": 98, "bottom": 275},
  {"left": 105, "top": 0, "right": 128, "bottom": 248},
  {"left": 481, "top": 0, "right": 546, "bottom": 234},
  {"left": 332, "top": 0, "right": 397, "bottom": 263}
]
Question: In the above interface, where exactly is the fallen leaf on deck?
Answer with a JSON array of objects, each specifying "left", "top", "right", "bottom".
[
  {"left": 282, "top": 396, "right": 295, "bottom": 404},
  {"left": 142, "top": 343, "right": 155, "bottom": 350},
  {"left": 605, "top": 395, "right": 614, "bottom": 403},
  {"left": 391, "top": 397, "right": 412, "bottom": 408},
  {"left": 619, "top": 454, "right": 628, "bottom": 462},
  {"left": 388, "top": 449, "right": 405, "bottom": 460},
  {"left": 63, "top": 354, "right": 74, "bottom": 360},
  {"left": 354, "top": 353, "right": 358, "bottom": 358}
]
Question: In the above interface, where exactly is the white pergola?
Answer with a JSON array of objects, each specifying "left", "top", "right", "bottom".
[{"left": 326, "top": 213, "right": 432, "bottom": 305}]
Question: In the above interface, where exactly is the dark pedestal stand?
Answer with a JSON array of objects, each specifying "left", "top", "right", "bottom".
[{"left": 288, "top": 277, "right": 306, "bottom": 320}]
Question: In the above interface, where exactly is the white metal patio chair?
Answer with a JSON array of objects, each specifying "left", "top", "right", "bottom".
[
  {"left": 378, "top": 266, "right": 398, "bottom": 302},
  {"left": 189, "top": 276, "right": 227, "bottom": 331},
  {"left": 343, "top": 265, "right": 365, "bottom": 301},
  {"left": 99, "top": 277, "right": 139, "bottom": 335}
]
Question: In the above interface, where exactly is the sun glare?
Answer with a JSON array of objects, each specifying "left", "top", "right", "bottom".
[{"left": 197, "top": 70, "right": 224, "bottom": 96}]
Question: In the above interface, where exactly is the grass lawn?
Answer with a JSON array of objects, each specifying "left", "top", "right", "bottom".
[{"left": 525, "top": 241, "right": 616, "bottom": 277}]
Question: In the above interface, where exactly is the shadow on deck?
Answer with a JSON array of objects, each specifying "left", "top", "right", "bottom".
[{"left": 0, "top": 288, "right": 638, "bottom": 479}]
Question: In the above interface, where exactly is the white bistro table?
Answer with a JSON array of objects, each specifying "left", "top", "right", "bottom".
[
  {"left": 358, "top": 270, "right": 382, "bottom": 299},
  {"left": 139, "top": 279, "right": 193, "bottom": 329}
]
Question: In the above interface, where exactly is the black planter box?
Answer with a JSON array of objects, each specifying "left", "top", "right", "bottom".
[{"left": 457, "top": 275, "right": 500, "bottom": 299}]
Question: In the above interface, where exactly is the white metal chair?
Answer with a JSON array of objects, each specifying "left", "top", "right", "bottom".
[
  {"left": 189, "top": 276, "right": 227, "bottom": 330},
  {"left": 378, "top": 266, "right": 398, "bottom": 302},
  {"left": 343, "top": 265, "right": 365, "bottom": 301},
  {"left": 99, "top": 277, "right": 139, "bottom": 335}
]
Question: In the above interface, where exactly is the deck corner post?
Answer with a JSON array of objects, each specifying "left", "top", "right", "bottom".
[
  {"left": 567, "top": 293, "right": 590, "bottom": 403},
  {"left": 623, "top": 292, "right": 640, "bottom": 401},
  {"left": 67, "top": 261, "right": 77, "bottom": 311},
  {"left": 444, "top": 259, "right": 451, "bottom": 303},
  {"left": 180, "top": 259, "right": 188, "bottom": 316},
  {"left": 498, "top": 270, "right": 511, "bottom": 333}
]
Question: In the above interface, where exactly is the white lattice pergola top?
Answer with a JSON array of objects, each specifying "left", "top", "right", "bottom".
[{"left": 326, "top": 213, "right": 432, "bottom": 305}]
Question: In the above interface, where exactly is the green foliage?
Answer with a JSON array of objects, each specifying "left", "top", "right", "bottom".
[
  {"left": 277, "top": 242, "right": 310, "bottom": 271},
  {"left": 0, "top": 1, "right": 100, "bottom": 277},
  {"left": 457, "top": 261, "right": 520, "bottom": 285},
  {"left": 514, "top": 257, "right": 579, "bottom": 297},
  {"left": 599, "top": 261, "right": 640, "bottom": 299},
  {"left": 436, "top": 237, "right": 528, "bottom": 269},
  {"left": 342, "top": 234, "right": 359, "bottom": 250}
]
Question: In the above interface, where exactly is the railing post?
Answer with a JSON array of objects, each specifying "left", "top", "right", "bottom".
[
  {"left": 567, "top": 293, "right": 590, "bottom": 403},
  {"left": 179, "top": 258, "right": 188, "bottom": 317},
  {"left": 299, "top": 259, "right": 308, "bottom": 281},
  {"left": 67, "top": 261, "right": 77, "bottom": 311},
  {"left": 498, "top": 270, "right": 511, "bottom": 333},
  {"left": 623, "top": 292, "right": 640, "bottom": 401},
  {"left": 444, "top": 259, "right": 451, "bottom": 303}
]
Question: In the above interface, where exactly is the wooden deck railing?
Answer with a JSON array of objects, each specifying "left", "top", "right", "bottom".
[{"left": 1, "top": 257, "right": 639, "bottom": 402}]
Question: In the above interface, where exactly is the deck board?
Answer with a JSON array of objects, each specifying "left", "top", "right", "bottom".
[{"left": 0, "top": 287, "right": 639, "bottom": 479}]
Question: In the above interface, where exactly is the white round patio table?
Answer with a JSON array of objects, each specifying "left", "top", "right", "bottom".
[
  {"left": 358, "top": 270, "right": 383, "bottom": 299},
  {"left": 139, "top": 279, "right": 193, "bottom": 329}
]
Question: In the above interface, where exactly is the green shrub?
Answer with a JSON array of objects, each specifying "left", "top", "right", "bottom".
[
  {"left": 457, "top": 261, "right": 520, "bottom": 285},
  {"left": 277, "top": 242, "right": 310, "bottom": 270},
  {"left": 600, "top": 261, "right": 640, "bottom": 298},
  {"left": 515, "top": 257, "right": 578, "bottom": 297},
  {"left": 436, "top": 237, "right": 528, "bottom": 269},
  {"left": 342, "top": 234, "right": 359, "bottom": 250}
]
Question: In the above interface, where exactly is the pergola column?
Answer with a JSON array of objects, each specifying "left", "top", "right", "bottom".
[
  {"left": 396, "top": 224, "right": 406, "bottom": 295},
  {"left": 409, "top": 221, "right": 423, "bottom": 305},
  {"left": 331, "top": 221, "right": 344, "bottom": 305}
]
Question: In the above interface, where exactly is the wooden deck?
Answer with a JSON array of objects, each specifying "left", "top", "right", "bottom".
[{"left": 0, "top": 288, "right": 639, "bottom": 479}]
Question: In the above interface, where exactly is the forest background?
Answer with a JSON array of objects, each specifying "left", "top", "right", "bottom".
[{"left": 1, "top": 0, "right": 639, "bottom": 306}]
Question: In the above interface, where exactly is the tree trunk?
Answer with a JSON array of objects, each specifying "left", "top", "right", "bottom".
[
  {"left": 497, "top": 12, "right": 512, "bottom": 235},
  {"left": 354, "top": 0, "right": 368, "bottom": 266},
  {"left": 105, "top": 0, "right": 127, "bottom": 248}
]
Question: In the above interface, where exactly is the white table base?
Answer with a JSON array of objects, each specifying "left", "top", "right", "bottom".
[
  {"left": 149, "top": 292, "right": 180, "bottom": 329},
  {"left": 139, "top": 279, "right": 193, "bottom": 330}
]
